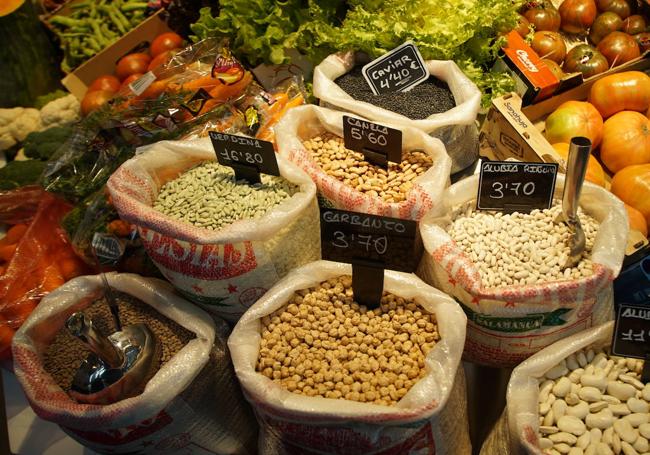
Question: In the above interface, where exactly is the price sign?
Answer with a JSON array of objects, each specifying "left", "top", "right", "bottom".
[
  {"left": 92, "top": 233, "right": 125, "bottom": 266},
  {"left": 612, "top": 303, "right": 650, "bottom": 360},
  {"left": 477, "top": 161, "right": 558, "bottom": 212},
  {"left": 343, "top": 115, "right": 402, "bottom": 167},
  {"left": 362, "top": 41, "right": 430, "bottom": 95},
  {"left": 209, "top": 132, "right": 279, "bottom": 184}
]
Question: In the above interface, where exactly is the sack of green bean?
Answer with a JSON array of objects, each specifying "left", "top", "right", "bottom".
[
  {"left": 312, "top": 51, "right": 481, "bottom": 173},
  {"left": 276, "top": 105, "right": 451, "bottom": 221},
  {"left": 107, "top": 138, "right": 320, "bottom": 322},
  {"left": 417, "top": 174, "right": 629, "bottom": 368},
  {"left": 12, "top": 273, "right": 257, "bottom": 454},
  {"left": 229, "top": 260, "right": 471, "bottom": 455}
]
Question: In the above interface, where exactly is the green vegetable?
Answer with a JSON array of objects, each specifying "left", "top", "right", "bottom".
[
  {"left": 0, "top": 160, "right": 46, "bottom": 190},
  {"left": 34, "top": 90, "right": 68, "bottom": 109},
  {"left": 23, "top": 126, "right": 73, "bottom": 161}
]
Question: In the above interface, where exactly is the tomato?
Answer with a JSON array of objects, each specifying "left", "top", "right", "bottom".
[
  {"left": 513, "top": 14, "right": 531, "bottom": 37},
  {"left": 147, "top": 49, "right": 178, "bottom": 72},
  {"left": 87, "top": 75, "right": 121, "bottom": 93},
  {"left": 531, "top": 31, "right": 567, "bottom": 63},
  {"left": 600, "top": 111, "right": 650, "bottom": 172},
  {"left": 596, "top": 0, "right": 631, "bottom": 19},
  {"left": 588, "top": 71, "right": 650, "bottom": 118},
  {"left": 541, "top": 58, "right": 565, "bottom": 79},
  {"left": 559, "top": 0, "right": 597, "bottom": 34},
  {"left": 597, "top": 31, "right": 640, "bottom": 67},
  {"left": 80, "top": 90, "right": 113, "bottom": 116},
  {"left": 115, "top": 53, "right": 151, "bottom": 81},
  {"left": 523, "top": 1, "right": 561, "bottom": 31},
  {"left": 635, "top": 32, "right": 650, "bottom": 52},
  {"left": 563, "top": 44, "right": 609, "bottom": 78},
  {"left": 611, "top": 164, "right": 650, "bottom": 225},
  {"left": 589, "top": 12, "right": 623, "bottom": 45},
  {"left": 150, "top": 32, "right": 183, "bottom": 57},
  {"left": 120, "top": 73, "right": 144, "bottom": 91},
  {"left": 545, "top": 100, "right": 604, "bottom": 147},
  {"left": 552, "top": 142, "right": 606, "bottom": 187},
  {"left": 622, "top": 15, "right": 647, "bottom": 34}
]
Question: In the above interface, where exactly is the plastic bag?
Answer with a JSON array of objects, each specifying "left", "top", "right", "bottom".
[
  {"left": 312, "top": 51, "right": 481, "bottom": 173},
  {"left": 229, "top": 260, "right": 471, "bottom": 455},
  {"left": 12, "top": 273, "right": 258, "bottom": 454},
  {"left": 107, "top": 137, "right": 320, "bottom": 322},
  {"left": 276, "top": 105, "right": 452, "bottom": 221},
  {"left": 417, "top": 174, "right": 628, "bottom": 368}
]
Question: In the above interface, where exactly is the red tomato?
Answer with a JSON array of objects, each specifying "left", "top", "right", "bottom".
[
  {"left": 532, "top": 31, "right": 567, "bottom": 63},
  {"left": 597, "top": 31, "right": 641, "bottom": 67},
  {"left": 622, "top": 15, "right": 647, "bottom": 35},
  {"left": 563, "top": 44, "right": 609, "bottom": 78},
  {"left": 597, "top": 0, "right": 631, "bottom": 19},
  {"left": 147, "top": 49, "right": 178, "bottom": 72},
  {"left": 87, "top": 75, "right": 121, "bottom": 93},
  {"left": 120, "top": 73, "right": 144, "bottom": 91},
  {"left": 513, "top": 14, "right": 531, "bottom": 38},
  {"left": 81, "top": 90, "right": 113, "bottom": 116},
  {"left": 115, "top": 53, "right": 151, "bottom": 81},
  {"left": 559, "top": 0, "right": 597, "bottom": 34},
  {"left": 635, "top": 32, "right": 650, "bottom": 52},
  {"left": 588, "top": 12, "right": 623, "bottom": 45},
  {"left": 150, "top": 32, "right": 183, "bottom": 57},
  {"left": 523, "top": 1, "right": 561, "bottom": 31}
]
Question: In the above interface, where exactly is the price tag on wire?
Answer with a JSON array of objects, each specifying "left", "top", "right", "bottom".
[
  {"left": 320, "top": 207, "right": 422, "bottom": 308},
  {"left": 209, "top": 132, "right": 279, "bottom": 184},
  {"left": 477, "top": 160, "right": 558, "bottom": 212},
  {"left": 343, "top": 115, "right": 402, "bottom": 168}
]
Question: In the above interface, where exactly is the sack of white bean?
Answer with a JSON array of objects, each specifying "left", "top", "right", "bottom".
[
  {"left": 417, "top": 174, "right": 629, "bottom": 368},
  {"left": 482, "top": 321, "right": 650, "bottom": 455},
  {"left": 312, "top": 51, "right": 481, "bottom": 173},
  {"left": 229, "top": 260, "right": 472, "bottom": 455},
  {"left": 107, "top": 137, "right": 320, "bottom": 322},
  {"left": 12, "top": 273, "right": 258, "bottom": 454},
  {"left": 276, "top": 105, "right": 452, "bottom": 221}
]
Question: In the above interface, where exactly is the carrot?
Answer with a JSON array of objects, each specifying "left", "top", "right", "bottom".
[
  {"left": 5, "top": 224, "right": 28, "bottom": 244},
  {"left": 137, "top": 80, "right": 169, "bottom": 100},
  {"left": 107, "top": 219, "right": 132, "bottom": 237},
  {"left": 176, "top": 75, "right": 222, "bottom": 92},
  {"left": 208, "top": 72, "right": 253, "bottom": 102},
  {"left": 0, "top": 244, "right": 17, "bottom": 262}
]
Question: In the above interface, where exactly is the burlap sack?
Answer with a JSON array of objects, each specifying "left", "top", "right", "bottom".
[
  {"left": 12, "top": 273, "right": 258, "bottom": 454},
  {"left": 312, "top": 51, "right": 481, "bottom": 173},
  {"left": 276, "top": 105, "right": 451, "bottom": 221},
  {"left": 107, "top": 137, "right": 320, "bottom": 322},
  {"left": 229, "top": 260, "right": 471, "bottom": 455},
  {"left": 417, "top": 174, "right": 628, "bottom": 368}
]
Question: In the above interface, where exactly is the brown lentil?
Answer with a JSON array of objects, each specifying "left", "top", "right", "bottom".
[
  {"left": 43, "top": 292, "right": 195, "bottom": 394},
  {"left": 302, "top": 133, "right": 433, "bottom": 203},
  {"left": 256, "top": 275, "right": 440, "bottom": 406}
]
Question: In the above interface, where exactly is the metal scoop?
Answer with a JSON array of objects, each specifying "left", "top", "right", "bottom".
[{"left": 555, "top": 136, "right": 591, "bottom": 270}]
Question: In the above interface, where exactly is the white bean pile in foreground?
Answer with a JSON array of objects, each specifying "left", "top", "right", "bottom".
[
  {"left": 153, "top": 161, "right": 298, "bottom": 230},
  {"left": 449, "top": 203, "right": 599, "bottom": 288},
  {"left": 257, "top": 275, "right": 439, "bottom": 406},
  {"left": 537, "top": 348, "right": 650, "bottom": 455},
  {"left": 302, "top": 133, "right": 433, "bottom": 203}
]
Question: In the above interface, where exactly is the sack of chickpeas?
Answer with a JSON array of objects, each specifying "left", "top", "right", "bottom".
[
  {"left": 276, "top": 104, "right": 452, "bottom": 221},
  {"left": 417, "top": 173, "right": 629, "bottom": 368},
  {"left": 229, "top": 260, "right": 471, "bottom": 455},
  {"left": 12, "top": 273, "right": 258, "bottom": 454},
  {"left": 107, "top": 137, "right": 320, "bottom": 323},
  {"left": 312, "top": 51, "right": 482, "bottom": 173},
  {"left": 483, "top": 321, "right": 650, "bottom": 455}
]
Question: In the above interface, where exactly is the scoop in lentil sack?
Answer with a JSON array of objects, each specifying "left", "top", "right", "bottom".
[
  {"left": 107, "top": 138, "right": 320, "bottom": 323},
  {"left": 229, "top": 260, "right": 471, "bottom": 455}
]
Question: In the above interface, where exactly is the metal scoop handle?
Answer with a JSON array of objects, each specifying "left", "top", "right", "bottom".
[{"left": 561, "top": 137, "right": 591, "bottom": 223}]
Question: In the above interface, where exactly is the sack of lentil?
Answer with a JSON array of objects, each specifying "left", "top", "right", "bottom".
[
  {"left": 107, "top": 137, "right": 320, "bottom": 322},
  {"left": 485, "top": 321, "right": 650, "bottom": 455},
  {"left": 276, "top": 105, "right": 452, "bottom": 221},
  {"left": 312, "top": 51, "right": 481, "bottom": 173},
  {"left": 12, "top": 273, "right": 258, "bottom": 454},
  {"left": 417, "top": 174, "right": 628, "bottom": 368},
  {"left": 229, "top": 260, "right": 472, "bottom": 455}
]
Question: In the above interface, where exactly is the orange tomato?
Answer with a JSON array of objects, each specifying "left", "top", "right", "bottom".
[
  {"left": 611, "top": 164, "right": 650, "bottom": 225},
  {"left": 600, "top": 111, "right": 650, "bottom": 173},
  {"left": 545, "top": 101, "right": 604, "bottom": 147},
  {"left": 115, "top": 53, "right": 151, "bottom": 81},
  {"left": 552, "top": 142, "right": 606, "bottom": 187},
  {"left": 588, "top": 71, "right": 650, "bottom": 119},
  {"left": 625, "top": 203, "right": 648, "bottom": 236},
  {"left": 150, "top": 32, "right": 183, "bottom": 57},
  {"left": 87, "top": 75, "right": 121, "bottom": 94}
]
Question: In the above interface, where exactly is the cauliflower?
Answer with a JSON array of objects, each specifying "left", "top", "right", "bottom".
[
  {"left": 0, "top": 108, "right": 23, "bottom": 150},
  {"left": 8, "top": 108, "right": 42, "bottom": 143},
  {"left": 40, "top": 94, "right": 81, "bottom": 127}
]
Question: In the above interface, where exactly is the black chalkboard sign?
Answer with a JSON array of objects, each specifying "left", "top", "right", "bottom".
[
  {"left": 343, "top": 115, "right": 402, "bottom": 166},
  {"left": 209, "top": 132, "right": 279, "bottom": 184},
  {"left": 477, "top": 161, "right": 559, "bottom": 212},
  {"left": 612, "top": 303, "right": 650, "bottom": 360},
  {"left": 361, "top": 41, "right": 430, "bottom": 95}
]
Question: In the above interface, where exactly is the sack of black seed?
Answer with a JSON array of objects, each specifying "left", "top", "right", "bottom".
[
  {"left": 12, "top": 273, "right": 258, "bottom": 454},
  {"left": 276, "top": 105, "right": 451, "bottom": 221},
  {"left": 313, "top": 51, "right": 482, "bottom": 173},
  {"left": 229, "top": 260, "right": 471, "bottom": 455}
]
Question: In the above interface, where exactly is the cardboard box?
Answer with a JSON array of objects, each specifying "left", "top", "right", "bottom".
[{"left": 54, "top": 10, "right": 172, "bottom": 99}]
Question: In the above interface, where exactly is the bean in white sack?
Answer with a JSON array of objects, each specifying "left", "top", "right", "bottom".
[
  {"left": 12, "top": 273, "right": 257, "bottom": 454},
  {"left": 107, "top": 137, "right": 320, "bottom": 322},
  {"left": 276, "top": 105, "right": 452, "bottom": 221},
  {"left": 229, "top": 260, "right": 471, "bottom": 455},
  {"left": 417, "top": 174, "right": 628, "bottom": 368},
  {"left": 312, "top": 51, "right": 481, "bottom": 173}
]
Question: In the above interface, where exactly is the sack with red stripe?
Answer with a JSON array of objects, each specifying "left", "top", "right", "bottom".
[
  {"left": 107, "top": 138, "right": 320, "bottom": 323},
  {"left": 229, "top": 260, "right": 471, "bottom": 455},
  {"left": 276, "top": 105, "right": 451, "bottom": 221},
  {"left": 417, "top": 174, "right": 628, "bottom": 368}
]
